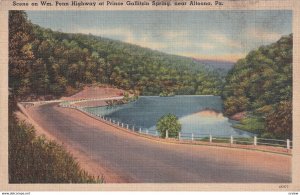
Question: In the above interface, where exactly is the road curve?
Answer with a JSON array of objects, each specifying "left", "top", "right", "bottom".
[{"left": 26, "top": 103, "right": 291, "bottom": 183}]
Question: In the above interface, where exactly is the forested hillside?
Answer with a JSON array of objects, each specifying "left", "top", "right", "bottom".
[
  {"left": 9, "top": 11, "right": 224, "bottom": 100},
  {"left": 9, "top": 11, "right": 293, "bottom": 140},
  {"left": 222, "top": 34, "right": 292, "bottom": 139}
]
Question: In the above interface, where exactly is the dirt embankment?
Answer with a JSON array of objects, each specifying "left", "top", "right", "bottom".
[
  {"left": 60, "top": 86, "right": 126, "bottom": 107},
  {"left": 61, "top": 86, "right": 125, "bottom": 101},
  {"left": 230, "top": 111, "right": 247, "bottom": 121}
]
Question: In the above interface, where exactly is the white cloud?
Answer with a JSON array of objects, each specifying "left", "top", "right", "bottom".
[
  {"left": 199, "top": 43, "right": 216, "bottom": 50},
  {"left": 161, "top": 30, "right": 193, "bottom": 48},
  {"left": 129, "top": 36, "right": 166, "bottom": 50},
  {"left": 162, "top": 30, "right": 190, "bottom": 39},
  {"left": 246, "top": 28, "right": 282, "bottom": 42},
  {"left": 209, "top": 33, "right": 242, "bottom": 49},
  {"left": 162, "top": 30, "right": 217, "bottom": 50}
]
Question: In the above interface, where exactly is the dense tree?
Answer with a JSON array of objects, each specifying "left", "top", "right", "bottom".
[
  {"left": 157, "top": 114, "right": 182, "bottom": 138},
  {"left": 265, "top": 101, "right": 292, "bottom": 139},
  {"left": 9, "top": 11, "right": 35, "bottom": 97},
  {"left": 222, "top": 34, "right": 292, "bottom": 139}
]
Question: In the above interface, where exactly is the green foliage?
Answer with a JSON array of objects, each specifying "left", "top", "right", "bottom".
[
  {"left": 157, "top": 114, "right": 181, "bottom": 138},
  {"left": 222, "top": 34, "right": 292, "bottom": 139},
  {"left": 9, "top": 11, "right": 225, "bottom": 101},
  {"left": 9, "top": 114, "right": 103, "bottom": 183},
  {"left": 265, "top": 101, "right": 292, "bottom": 139},
  {"left": 9, "top": 11, "right": 35, "bottom": 97},
  {"left": 223, "top": 96, "right": 250, "bottom": 116},
  {"left": 233, "top": 116, "right": 265, "bottom": 135}
]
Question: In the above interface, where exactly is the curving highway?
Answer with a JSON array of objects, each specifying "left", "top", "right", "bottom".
[{"left": 26, "top": 103, "right": 291, "bottom": 183}]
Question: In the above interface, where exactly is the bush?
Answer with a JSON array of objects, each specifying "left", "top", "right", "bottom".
[
  {"left": 233, "top": 116, "right": 265, "bottom": 134},
  {"left": 156, "top": 114, "right": 181, "bottom": 138},
  {"left": 9, "top": 115, "right": 103, "bottom": 183},
  {"left": 265, "top": 101, "right": 292, "bottom": 139}
]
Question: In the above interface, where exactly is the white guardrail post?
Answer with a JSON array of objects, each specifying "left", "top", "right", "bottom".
[
  {"left": 166, "top": 130, "right": 169, "bottom": 138},
  {"left": 178, "top": 132, "right": 181, "bottom": 140},
  {"left": 230, "top": 135, "right": 233, "bottom": 144},
  {"left": 139, "top": 127, "right": 142, "bottom": 133},
  {"left": 209, "top": 134, "right": 212, "bottom": 143},
  {"left": 191, "top": 133, "right": 194, "bottom": 141},
  {"left": 254, "top": 136, "right": 257, "bottom": 146},
  {"left": 287, "top": 139, "right": 290, "bottom": 149}
]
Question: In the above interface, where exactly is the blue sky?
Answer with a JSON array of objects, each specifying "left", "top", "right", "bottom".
[{"left": 26, "top": 10, "right": 292, "bottom": 62}]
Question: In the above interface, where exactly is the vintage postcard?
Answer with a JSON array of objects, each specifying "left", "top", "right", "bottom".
[{"left": 0, "top": 0, "right": 299, "bottom": 192}]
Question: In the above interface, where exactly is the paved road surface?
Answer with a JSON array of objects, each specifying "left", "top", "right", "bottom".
[{"left": 27, "top": 103, "right": 291, "bottom": 183}]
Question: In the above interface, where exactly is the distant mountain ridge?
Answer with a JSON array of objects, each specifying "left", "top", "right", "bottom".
[
  {"left": 192, "top": 59, "right": 234, "bottom": 71},
  {"left": 90, "top": 35, "right": 230, "bottom": 72}
]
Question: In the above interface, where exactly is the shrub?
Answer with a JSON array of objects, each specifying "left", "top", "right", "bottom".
[
  {"left": 265, "top": 101, "right": 292, "bottom": 139},
  {"left": 9, "top": 115, "right": 103, "bottom": 183},
  {"left": 233, "top": 116, "right": 265, "bottom": 134},
  {"left": 156, "top": 114, "right": 181, "bottom": 138}
]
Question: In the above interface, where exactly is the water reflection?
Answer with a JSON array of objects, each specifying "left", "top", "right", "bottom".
[{"left": 84, "top": 96, "right": 253, "bottom": 138}]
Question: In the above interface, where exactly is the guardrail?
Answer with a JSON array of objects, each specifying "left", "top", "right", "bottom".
[
  {"left": 60, "top": 104, "right": 293, "bottom": 150},
  {"left": 178, "top": 132, "right": 292, "bottom": 149}
]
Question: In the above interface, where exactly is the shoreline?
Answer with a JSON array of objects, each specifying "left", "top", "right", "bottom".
[{"left": 229, "top": 111, "right": 247, "bottom": 121}]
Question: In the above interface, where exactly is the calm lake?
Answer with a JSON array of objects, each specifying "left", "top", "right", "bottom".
[{"left": 84, "top": 96, "right": 253, "bottom": 138}]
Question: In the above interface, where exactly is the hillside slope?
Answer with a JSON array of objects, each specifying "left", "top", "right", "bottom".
[
  {"left": 222, "top": 34, "right": 292, "bottom": 139},
  {"left": 9, "top": 11, "right": 225, "bottom": 100}
]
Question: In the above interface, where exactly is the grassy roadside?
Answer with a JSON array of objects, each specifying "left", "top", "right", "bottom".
[{"left": 9, "top": 114, "right": 104, "bottom": 183}]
